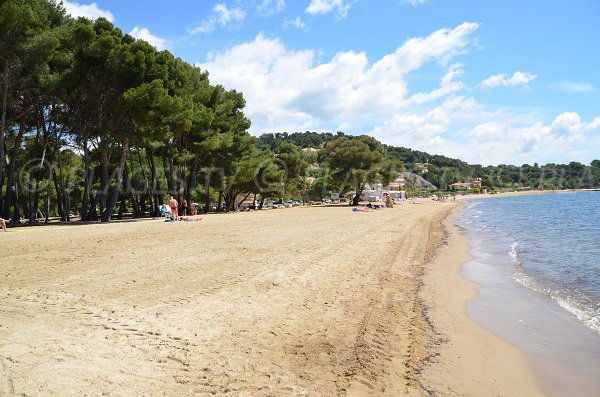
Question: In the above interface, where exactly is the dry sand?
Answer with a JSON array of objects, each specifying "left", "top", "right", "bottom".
[{"left": 0, "top": 202, "right": 544, "bottom": 396}]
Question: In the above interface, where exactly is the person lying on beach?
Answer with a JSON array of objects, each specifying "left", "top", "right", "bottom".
[
  {"left": 0, "top": 217, "right": 10, "bottom": 232},
  {"left": 179, "top": 217, "right": 203, "bottom": 222}
]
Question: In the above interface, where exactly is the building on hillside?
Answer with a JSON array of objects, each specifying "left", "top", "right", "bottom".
[
  {"left": 449, "top": 182, "right": 471, "bottom": 191},
  {"left": 388, "top": 176, "right": 406, "bottom": 189},
  {"left": 415, "top": 163, "right": 430, "bottom": 174},
  {"left": 449, "top": 178, "right": 483, "bottom": 191}
]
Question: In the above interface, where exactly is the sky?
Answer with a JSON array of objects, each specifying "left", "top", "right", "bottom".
[{"left": 61, "top": 0, "right": 600, "bottom": 166}]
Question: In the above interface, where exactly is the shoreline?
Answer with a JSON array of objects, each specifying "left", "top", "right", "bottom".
[
  {"left": 455, "top": 191, "right": 600, "bottom": 396},
  {"left": 420, "top": 208, "right": 545, "bottom": 396},
  {"left": 1, "top": 202, "right": 548, "bottom": 395},
  {"left": 456, "top": 187, "right": 600, "bottom": 201}
]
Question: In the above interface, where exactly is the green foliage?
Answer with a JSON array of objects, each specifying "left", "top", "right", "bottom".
[
  {"left": 257, "top": 131, "right": 343, "bottom": 151},
  {"left": 260, "top": 132, "right": 600, "bottom": 192},
  {"left": 321, "top": 135, "right": 395, "bottom": 205},
  {"left": 0, "top": 1, "right": 258, "bottom": 221}
]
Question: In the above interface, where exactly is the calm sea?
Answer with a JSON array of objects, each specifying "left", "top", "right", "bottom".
[{"left": 457, "top": 191, "right": 600, "bottom": 396}]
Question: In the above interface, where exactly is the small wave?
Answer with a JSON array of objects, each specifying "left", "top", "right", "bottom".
[
  {"left": 509, "top": 242, "right": 524, "bottom": 271},
  {"left": 465, "top": 201, "right": 482, "bottom": 209},
  {"left": 513, "top": 271, "right": 600, "bottom": 335},
  {"left": 556, "top": 298, "right": 600, "bottom": 334},
  {"left": 513, "top": 271, "right": 552, "bottom": 295}
]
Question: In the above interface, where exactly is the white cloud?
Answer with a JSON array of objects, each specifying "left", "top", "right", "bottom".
[
  {"left": 403, "top": 63, "right": 465, "bottom": 106},
  {"left": 198, "top": 23, "right": 598, "bottom": 165},
  {"left": 257, "top": 0, "right": 285, "bottom": 15},
  {"left": 481, "top": 71, "right": 537, "bottom": 88},
  {"left": 457, "top": 112, "right": 600, "bottom": 165},
  {"left": 552, "top": 82, "right": 594, "bottom": 93},
  {"left": 62, "top": 1, "right": 114, "bottom": 22},
  {"left": 305, "top": 0, "right": 357, "bottom": 18},
  {"left": 199, "top": 23, "right": 479, "bottom": 134},
  {"left": 284, "top": 16, "right": 307, "bottom": 30},
  {"left": 129, "top": 27, "right": 167, "bottom": 50},
  {"left": 371, "top": 109, "right": 600, "bottom": 166},
  {"left": 369, "top": 95, "right": 480, "bottom": 153},
  {"left": 192, "top": 3, "right": 246, "bottom": 34},
  {"left": 400, "top": 0, "right": 429, "bottom": 6}
]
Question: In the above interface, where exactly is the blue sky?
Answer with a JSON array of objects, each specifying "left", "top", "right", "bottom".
[{"left": 62, "top": 0, "right": 600, "bottom": 166}]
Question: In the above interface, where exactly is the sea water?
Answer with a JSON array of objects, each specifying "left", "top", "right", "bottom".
[{"left": 457, "top": 191, "right": 600, "bottom": 396}]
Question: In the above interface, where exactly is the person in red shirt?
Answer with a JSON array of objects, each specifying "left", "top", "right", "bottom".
[{"left": 182, "top": 198, "right": 188, "bottom": 216}]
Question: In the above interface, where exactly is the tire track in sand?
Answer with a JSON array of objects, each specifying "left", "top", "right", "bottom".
[
  {"left": 343, "top": 209, "right": 450, "bottom": 396},
  {"left": 0, "top": 356, "right": 14, "bottom": 397}
]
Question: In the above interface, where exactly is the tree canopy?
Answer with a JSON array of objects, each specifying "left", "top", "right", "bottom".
[
  {"left": 0, "top": 1, "right": 265, "bottom": 222},
  {"left": 321, "top": 135, "right": 399, "bottom": 205}
]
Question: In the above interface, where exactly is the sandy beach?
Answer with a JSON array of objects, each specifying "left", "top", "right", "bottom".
[{"left": 0, "top": 202, "right": 544, "bottom": 396}]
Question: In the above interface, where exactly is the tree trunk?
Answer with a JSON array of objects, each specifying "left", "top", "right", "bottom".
[
  {"left": 136, "top": 149, "right": 151, "bottom": 217},
  {"left": 12, "top": 179, "right": 21, "bottom": 224},
  {"left": 4, "top": 120, "right": 26, "bottom": 217},
  {"left": 203, "top": 167, "right": 212, "bottom": 213},
  {"left": 0, "top": 60, "right": 9, "bottom": 217},
  {"left": 87, "top": 192, "right": 98, "bottom": 221},
  {"left": 81, "top": 141, "right": 92, "bottom": 221},
  {"left": 185, "top": 158, "right": 198, "bottom": 215},
  {"left": 45, "top": 177, "right": 50, "bottom": 224},
  {"left": 99, "top": 150, "right": 109, "bottom": 217},
  {"left": 217, "top": 190, "right": 223, "bottom": 212},
  {"left": 146, "top": 147, "right": 161, "bottom": 217},
  {"left": 125, "top": 150, "right": 139, "bottom": 217},
  {"left": 28, "top": 167, "right": 35, "bottom": 224},
  {"left": 352, "top": 182, "right": 365, "bottom": 206},
  {"left": 52, "top": 159, "right": 66, "bottom": 221},
  {"left": 124, "top": 163, "right": 140, "bottom": 217},
  {"left": 237, "top": 192, "right": 251, "bottom": 208},
  {"left": 56, "top": 132, "right": 70, "bottom": 221},
  {"left": 101, "top": 139, "right": 129, "bottom": 222},
  {"left": 84, "top": 169, "right": 96, "bottom": 221},
  {"left": 117, "top": 191, "right": 125, "bottom": 219},
  {"left": 163, "top": 156, "right": 175, "bottom": 195}
]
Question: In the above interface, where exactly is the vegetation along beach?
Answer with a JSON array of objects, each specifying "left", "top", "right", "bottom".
[{"left": 2, "top": 0, "right": 600, "bottom": 396}]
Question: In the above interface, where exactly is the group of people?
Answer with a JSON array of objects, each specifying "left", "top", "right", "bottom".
[{"left": 163, "top": 196, "right": 197, "bottom": 221}]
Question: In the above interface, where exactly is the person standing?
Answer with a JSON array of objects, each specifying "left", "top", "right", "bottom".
[
  {"left": 168, "top": 196, "right": 179, "bottom": 221},
  {"left": 182, "top": 198, "right": 188, "bottom": 216}
]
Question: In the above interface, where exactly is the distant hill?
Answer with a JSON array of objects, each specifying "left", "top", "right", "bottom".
[{"left": 257, "top": 131, "right": 600, "bottom": 190}]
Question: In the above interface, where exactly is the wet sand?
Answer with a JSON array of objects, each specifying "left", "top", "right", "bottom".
[{"left": 0, "top": 203, "right": 543, "bottom": 396}]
